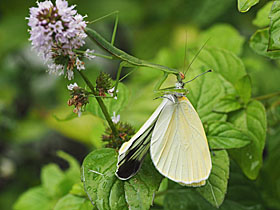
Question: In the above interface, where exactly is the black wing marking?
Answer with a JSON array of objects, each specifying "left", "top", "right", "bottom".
[{"left": 116, "top": 122, "right": 156, "bottom": 180}]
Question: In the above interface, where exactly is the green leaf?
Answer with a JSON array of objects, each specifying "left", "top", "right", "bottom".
[
  {"left": 164, "top": 191, "right": 260, "bottom": 210},
  {"left": 252, "top": 1, "right": 273, "bottom": 27},
  {"left": 199, "top": 24, "right": 245, "bottom": 55},
  {"left": 41, "top": 152, "right": 81, "bottom": 198},
  {"left": 257, "top": 127, "right": 280, "bottom": 209},
  {"left": 220, "top": 200, "right": 263, "bottom": 210},
  {"left": 70, "top": 183, "right": 87, "bottom": 197},
  {"left": 164, "top": 189, "right": 215, "bottom": 210},
  {"left": 226, "top": 162, "right": 265, "bottom": 208},
  {"left": 187, "top": 48, "right": 247, "bottom": 94},
  {"left": 185, "top": 48, "right": 246, "bottom": 123},
  {"left": 207, "top": 121, "right": 251, "bottom": 149},
  {"left": 196, "top": 150, "right": 229, "bottom": 208},
  {"left": 54, "top": 194, "right": 92, "bottom": 210},
  {"left": 13, "top": 187, "right": 55, "bottom": 210},
  {"left": 250, "top": 28, "right": 280, "bottom": 59},
  {"left": 87, "top": 82, "right": 130, "bottom": 120},
  {"left": 268, "top": 1, "right": 280, "bottom": 51},
  {"left": 186, "top": 68, "right": 227, "bottom": 123},
  {"left": 41, "top": 164, "right": 65, "bottom": 197},
  {"left": 235, "top": 75, "right": 252, "bottom": 104},
  {"left": 238, "top": 0, "right": 259, "bottom": 12},
  {"left": 82, "top": 148, "right": 162, "bottom": 210},
  {"left": 57, "top": 151, "right": 80, "bottom": 180},
  {"left": 228, "top": 100, "right": 267, "bottom": 180},
  {"left": 213, "top": 95, "right": 242, "bottom": 113}
]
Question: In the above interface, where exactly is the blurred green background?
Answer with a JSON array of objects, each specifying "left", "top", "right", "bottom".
[{"left": 0, "top": 0, "right": 280, "bottom": 209}]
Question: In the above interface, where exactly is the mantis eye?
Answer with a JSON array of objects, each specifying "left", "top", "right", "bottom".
[{"left": 179, "top": 72, "right": 185, "bottom": 80}]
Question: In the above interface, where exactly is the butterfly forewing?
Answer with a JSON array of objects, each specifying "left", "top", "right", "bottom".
[
  {"left": 150, "top": 95, "right": 212, "bottom": 186},
  {"left": 116, "top": 98, "right": 169, "bottom": 180}
]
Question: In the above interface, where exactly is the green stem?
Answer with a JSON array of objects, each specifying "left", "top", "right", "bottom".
[
  {"left": 253, "top": 91, "right": 280, "bottom": 101},
  {"left": 78, "top": 70, "right": 118, "bottom": 137}
]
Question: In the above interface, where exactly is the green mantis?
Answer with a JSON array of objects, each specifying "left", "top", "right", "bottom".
[{"left": 84, "top": 12, "right": 185, "bottom": 98}]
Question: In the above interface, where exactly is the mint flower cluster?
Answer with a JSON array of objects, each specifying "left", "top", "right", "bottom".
[{"left": 27, "top": 0, "right": 94, "bottom": 80}]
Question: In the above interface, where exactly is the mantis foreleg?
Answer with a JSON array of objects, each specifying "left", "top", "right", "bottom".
[
  {"left": 113, "top": 61, "right": 135, "bottom": 97},
  {"left": 153, "top": 72, "right": 168, "bottom": 92}
]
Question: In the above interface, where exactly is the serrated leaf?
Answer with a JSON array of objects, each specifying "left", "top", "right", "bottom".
[
  {"left": 250, "top": 28, "right": 280, "bottom": 59},
  {"left": 253, "top": 1, "right": 273, "bottom": 27},
  {"left": 235, "top": 75, "right": 251, "bottom": 105},
  {"left": 213, "top": 95, "right": 242, "bottom": 113},
  {"left": 41, "top": 164, "right": 65, "bottom": 197},
  {"left": 238, "top": 0, "right": 259, "bottom": 12},
  {"left": 54, "top": 194, "right": 92, "bottom": 210},
  {"left": 185, "top": 69, "right": 226, "bottom": 123},
  {"left": 199, "top": 24, "right": 245, "bottom": 55},
  {"left": 187, "top": 48, "right": 247, "bottom": 94},
  {"left": 87, "top": 82, "right": 130, "bottom": 120},
  {"left": 185, "top": 48, "right": 246, "bottom": 123},
  {"left": 207, "top": 121, "right": 251, "bottom": 149},
  {"left": 229, "top": 100, "right": 267, "bottom": 180},
  {"left": 13, "top": 187, "right": 54, "bottom": 210},
  {"left": 196, "top": 150, "right": 229, "bottom": 208},
  {"left": 268, "top": 1, "right": 280, "bottom": 51},
  {"left": 82, "top": 148, "right": 162, "bottom": 210}
]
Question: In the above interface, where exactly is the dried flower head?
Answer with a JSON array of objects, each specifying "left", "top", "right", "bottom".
[
  {"left": 27, "top": 0, "right": 88, "bottom": 80},
  {"left": 67, "top": 83, "right": 89, "bottom": 117},
  {"left": 102, "top": 122, "right": 135, "bottom": 149}
]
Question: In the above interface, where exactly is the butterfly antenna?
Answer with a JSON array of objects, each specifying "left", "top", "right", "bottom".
[
  {"left": 184, "top": 38, "right": 211, "bottom": 76},
  {"left": 184, "top": 70, "right": 212, "bottom": 84}
]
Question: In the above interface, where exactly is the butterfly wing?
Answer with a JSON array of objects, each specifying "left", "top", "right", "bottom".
[
  {"left": 116, "top": 98, "right": 169, "bottom": 180},
  {"left": 150, "top": 95, "right": 211, "bottom": 186}
]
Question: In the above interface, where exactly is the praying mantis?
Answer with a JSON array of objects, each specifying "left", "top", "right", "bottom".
[{"left": 83, "top": 11, "right": 195, "bottom": 98}]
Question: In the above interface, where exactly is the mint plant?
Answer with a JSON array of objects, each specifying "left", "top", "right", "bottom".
[{"left": 12, "top": 0, "right": 279, "bottom": 209}]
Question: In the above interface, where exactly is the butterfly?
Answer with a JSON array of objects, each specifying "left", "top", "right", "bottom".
[{"left": 115, "top": 91, "right": 212, "bottom": 186}]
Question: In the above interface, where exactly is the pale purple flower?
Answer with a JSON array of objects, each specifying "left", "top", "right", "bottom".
[
  {"left": 47, "top": 63, "right": 64, "bottom": 76},
  {"left": 27, "top": 0, "right": 88, "bottom": 80},
  {"left": 84, "top": 49, "right": 96, "bottom": 60},
  {"left": 76, "top": 57, "right": 85, "bottom": 70},
  {"left": 112, "top": 112, "right": 120, "bottom": 124},
  {"left": 108, "top": 87, "right": 118, "bottom": 99},
  {"left": 67, "top": 83, "right": 78, "bottom": 90}
]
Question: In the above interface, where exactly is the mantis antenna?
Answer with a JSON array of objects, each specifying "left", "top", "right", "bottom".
[
  {"left": 184, "top": 70, "right": 212, "bottom": 84},
  {"left": 183, "top": 32, "right": 188, "bottom": 74},
  {"left": 183, "top": 38, "right": 211, "bottom": 76}
]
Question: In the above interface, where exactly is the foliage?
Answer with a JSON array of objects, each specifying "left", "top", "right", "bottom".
[
  {"left": 13, "top": 151, "right": 90, "bottom": 210},
  {"left": 250, "top": 1, "right": 280, "bottom": 59}
]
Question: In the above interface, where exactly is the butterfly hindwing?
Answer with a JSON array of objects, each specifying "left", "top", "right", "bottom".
[{"left": 115, "top": 99, "right": 169, "bottom": 180}]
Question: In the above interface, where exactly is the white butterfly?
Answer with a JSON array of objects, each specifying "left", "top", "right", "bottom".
[{"left": 115, "top": 93, "right": 212, "bottom": 186}]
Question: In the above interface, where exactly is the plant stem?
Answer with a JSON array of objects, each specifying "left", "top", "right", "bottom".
[
  {"left": 78, "top": 70, "right": 118, "bottom": 137},
  {"left": 253, "top": 91, "right": 280, "bottom": 101}
]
